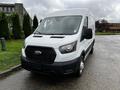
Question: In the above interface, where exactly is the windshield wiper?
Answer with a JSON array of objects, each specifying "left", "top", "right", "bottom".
[
  {"left": 45, "top": 33, "right": 65, "bottom": 35},
  {"left": 51, "top": 33, "right": 72, "bottom": 35}
]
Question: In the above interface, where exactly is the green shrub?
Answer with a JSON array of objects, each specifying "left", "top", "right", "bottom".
[
  {"left": 23, "top": 14, "right": 32, "bottom": 38},
  {"left": 32, "top": 15, "right": 38, "bottom": 32},
  {"left": 11, "top": 13, "right": 22, "bottom": 39},
  {"left": 0, "top": 12, "right": 10, "bottom": 39}
]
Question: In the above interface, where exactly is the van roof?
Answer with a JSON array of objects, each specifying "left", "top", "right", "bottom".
[{"left": 46, "top": 8, "right": 93, "bottom": 17}]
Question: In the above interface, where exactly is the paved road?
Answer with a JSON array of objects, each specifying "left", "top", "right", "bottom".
[{"left": 0, "top": 35, "right": 120, "bottom": 90}]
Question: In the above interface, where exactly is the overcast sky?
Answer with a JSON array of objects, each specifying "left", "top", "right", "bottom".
[{"left": 0, "top": 0, "right": 120, "bottom": 22}]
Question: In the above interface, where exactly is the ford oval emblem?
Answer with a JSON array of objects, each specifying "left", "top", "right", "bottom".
[{"left": 34, "top": 51, "right": 42, "bottom": 55}]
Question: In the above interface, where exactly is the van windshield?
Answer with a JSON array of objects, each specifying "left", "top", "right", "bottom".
[{"left": 34, "top": 16, "right": 82, "bottom": 35}]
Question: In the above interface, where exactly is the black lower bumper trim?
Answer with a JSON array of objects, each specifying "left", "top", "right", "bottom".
[{"left": 21, "top": 56, "right": 80, "bottom": 75}]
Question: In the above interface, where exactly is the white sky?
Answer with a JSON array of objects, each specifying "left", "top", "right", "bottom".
[{"left": 1, "top": 0, "right": 120, "bottom": 22}]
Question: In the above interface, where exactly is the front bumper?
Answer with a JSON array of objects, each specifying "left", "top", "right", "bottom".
[{"left": 21, "top": 56, "right": 80, "bottom": 75}]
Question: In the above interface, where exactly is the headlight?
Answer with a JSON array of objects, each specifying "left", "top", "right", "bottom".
[{"left": 59, "top": 41, "right": 77, "bottom": 54}]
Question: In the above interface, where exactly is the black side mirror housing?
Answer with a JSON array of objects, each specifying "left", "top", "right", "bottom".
[{"left": 84, "top": 28, "right": 93, "bottom": 39}]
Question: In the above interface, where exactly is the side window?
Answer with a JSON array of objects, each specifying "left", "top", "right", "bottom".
[
  {"left": 84, "top": 17, "right": 88, "bottom": 27},
  {"left": 80, "top": 17, "right": 88, "bottom": 41}
]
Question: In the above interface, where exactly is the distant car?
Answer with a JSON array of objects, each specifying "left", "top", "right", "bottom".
[{"left": 21, "top": 9, "right": 95, "bottom": 77}]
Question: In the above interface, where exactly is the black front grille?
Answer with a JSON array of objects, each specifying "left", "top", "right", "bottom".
[{"left": 25, "top": 46, "right": 56, "bottom": 64}]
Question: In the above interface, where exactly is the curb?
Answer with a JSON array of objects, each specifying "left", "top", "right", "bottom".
[{"left": 0, "top": 64, "right": 22, "bottom": 78}]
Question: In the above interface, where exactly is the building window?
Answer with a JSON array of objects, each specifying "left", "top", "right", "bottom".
[
  {"left": 8, "top": 7, "right": 11, "bottom": 12},
  {"left": 4, "top": 7, "right": 7, "bottom": 12},
  {"left": 12, "top": 8, "right": 14, "bottom": 12},
  {"left": 10, "top": 7, "right": 15, "bottom": 12},
  {"left": 10, "top": 7, "right": 12, "bottom": 12},
  {"left": 2, "top": 7, "right": 4, "bottom": 11},
  {"left": 10, "top": 7, "right": 14, "bottom": 12},
  {"left": 6, "top": 7, "right": 9, "bottom": 12}
]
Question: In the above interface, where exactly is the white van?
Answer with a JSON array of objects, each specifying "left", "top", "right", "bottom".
[{"left": 21, "top": 9, "right": 95, "bottom": 77}]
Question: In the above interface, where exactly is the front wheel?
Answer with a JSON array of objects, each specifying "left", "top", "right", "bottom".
[{"left": 75, "top": 56, "right": 84, "bottom": 77}]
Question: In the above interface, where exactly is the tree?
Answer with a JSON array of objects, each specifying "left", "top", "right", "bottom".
[
  {"left": 95, "top": 20, "right": 103, "bottom": 32},
  {"left": 0, "top": 12, "right": 10, "bottom": 39},
  {"left": 33, "top": 15, "right": 38, "bottom": 32},
  {"left": 23, "top": 14, "right": 32, "bottom": 38},
  {"left": 11, "top": 13, "right": 22, "bottom": 39},
  {"left": 100, "top": 19, "right": 108, "bottom": 32},
  {"left": 95, "top": 19, "right": 109, "bottom": 32},
  {"left": 101, "top": 19, "right": 108, "bottom": 23},
  {"left": 95, "top": 20, "right": 100, "bottom": 31}
]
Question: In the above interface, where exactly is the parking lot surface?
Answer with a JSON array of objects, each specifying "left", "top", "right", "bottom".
[{"left": 0, "top": 35, "right": 120, "bottom": 90}]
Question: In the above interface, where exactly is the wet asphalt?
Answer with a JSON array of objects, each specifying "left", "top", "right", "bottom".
[{"left": 0, "top": 35, "right": 120, "bottom": 90}]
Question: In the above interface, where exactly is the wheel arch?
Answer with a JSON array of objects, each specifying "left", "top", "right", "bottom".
[{"left": 80, "top": 51, "right": 86, "bottom": 59}]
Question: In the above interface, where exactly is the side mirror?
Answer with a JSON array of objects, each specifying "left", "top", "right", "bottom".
[{"left": 84, "top": 28, "right": 93, "bottom": 39}]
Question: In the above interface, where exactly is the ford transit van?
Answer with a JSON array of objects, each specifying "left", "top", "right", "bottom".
[{"left": 21, "top": 9, "right": 95, "bottom": 77}]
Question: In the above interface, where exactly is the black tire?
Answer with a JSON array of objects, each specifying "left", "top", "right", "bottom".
[
  {"left": 74, "top": 56, "right": 84, "bottom": 77},
  {"left": 90, "top": 47, "right": 94, "bottom": 54}
]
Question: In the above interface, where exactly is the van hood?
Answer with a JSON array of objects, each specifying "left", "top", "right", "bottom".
[{"left": 25, "top": 34, "right": 78, "bottom": 49}]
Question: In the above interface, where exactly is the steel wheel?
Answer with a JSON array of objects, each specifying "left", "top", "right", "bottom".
[{"left": 75, "top": 56, "right": 84, "bottom": 77}]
